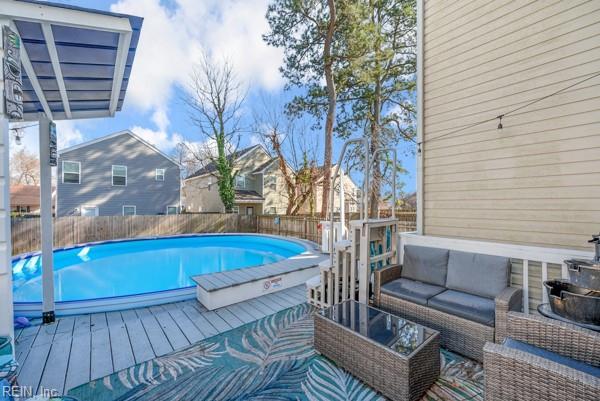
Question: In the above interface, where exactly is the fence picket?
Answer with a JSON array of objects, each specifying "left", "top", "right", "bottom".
[{"left": 10, "top": 212, "right": 416, "bottom": 255}]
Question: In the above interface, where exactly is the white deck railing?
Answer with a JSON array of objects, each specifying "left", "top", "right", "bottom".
[{"left": 398, "top": 232, "right": 594, "bottom": 314}]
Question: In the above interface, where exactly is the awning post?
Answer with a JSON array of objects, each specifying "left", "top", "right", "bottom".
[
  {"left": 0, "top": 17, "right": 15, "bottom": 346},
  {"left": 39, "top": 113, "right": 55, "bottom": 323}
]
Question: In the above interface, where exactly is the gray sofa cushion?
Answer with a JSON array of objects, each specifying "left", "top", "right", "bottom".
[
  {"left": 381, "top": 278, "right": 446, "bottom": 306},
  {"left": 445, "top": 250, "right": 510, "bottom": 299},
  {"left": 428, "top": 290, "right": 496, "bottom": 326},
  {"left": 402, "top": 245, "right": 449, "bottom": 287}
]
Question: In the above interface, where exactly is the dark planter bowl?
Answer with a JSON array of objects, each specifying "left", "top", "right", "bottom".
[
  {"left": 544, "top": 280, "right": 600, "bottom": 325},
  {"left": 564, "top": 259, "right": 600, "bottom": 290}
]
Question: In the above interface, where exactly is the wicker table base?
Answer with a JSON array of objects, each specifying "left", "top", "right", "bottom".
[{"left": 314, "top": 301, "right": 440, "bottom": 401}]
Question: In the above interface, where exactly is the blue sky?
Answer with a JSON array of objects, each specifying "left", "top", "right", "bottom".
[{"left": 12, "top": 0, "right": 416, "bottom": 193}]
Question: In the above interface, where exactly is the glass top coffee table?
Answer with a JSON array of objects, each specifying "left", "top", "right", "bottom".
[{"left": 314, "top": 300, "right": 440, "bottom": 401}]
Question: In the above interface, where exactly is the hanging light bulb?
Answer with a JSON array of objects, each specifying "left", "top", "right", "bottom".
[{"left": 14, "top": 129, "right": 22, "bottom": 145}]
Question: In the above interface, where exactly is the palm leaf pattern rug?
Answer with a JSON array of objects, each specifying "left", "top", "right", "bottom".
[{"left": 69, "top": 304, "right": 483, "bottom": 401}]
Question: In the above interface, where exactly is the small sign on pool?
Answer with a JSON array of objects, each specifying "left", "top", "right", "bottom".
[{"left": 263, "top": 277, "right": 283, "bottom": 292}]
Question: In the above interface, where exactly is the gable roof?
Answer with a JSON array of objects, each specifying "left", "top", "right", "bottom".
[
  {"left": 235, "top": 189, "right": 264, "bottom": 201},
  {"left": 10, "top": 184, "right": 41, "bottom": 206},
  {"left": 58, "top": 130, "right": 181, "bottom": 167},
  {"left": 185, "top": 144, "right": 268, "bottom": 180},
  {"left": 251, "top": 157, "right": 278, "bottom": 174}
]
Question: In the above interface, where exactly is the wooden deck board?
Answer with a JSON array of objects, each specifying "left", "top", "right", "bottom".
[
  {"left": 180, "top": 304, "right": 219, "bottom": 338},
  {"left": 17, "top": 322, "right": 57, "bottom": 392},
  {"left": 215, "top": 308, "right": 245, "bottom": 328},
  {"left": 247, "top": 298, "right": 278, "bottom": 315},
  {"left": 106, "top": 312, "right": 136, "bottom": 372},
  {"left": 90, "top": 314, "right": 113, "bottom": 381},
  {"left": 15, "top": 285, "right": 307, "bottom": 395},
  {"left": 148, "top": 305, "right": 190, "bottom": 350},
  {"left": 160, "top": 304, "right": 205, "bottom": 344},
  {"left": 38, "top": 334, "right": 72, "bottom": 394},
  {"left": 121, "top": 309, "right": 155, "bottom": 364},
  {"left": 14, "top": 324, "right": 40, "bottom": 366},
  {"left": 136, "top": 308, "right": 174, "bottom": 357},
  {"left": 225, "top": 304, "right": 255, "bottom": 324},
  {"left": 64, "top": 331, "right": 91, "bottom": 390}
]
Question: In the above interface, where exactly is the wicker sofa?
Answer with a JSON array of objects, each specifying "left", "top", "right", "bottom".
[
  {"left": 484, "top": 312, "right": 600, "bottom": 401},
  {"left": 374, "top": 245, "right": 522, "bottom": 361}
]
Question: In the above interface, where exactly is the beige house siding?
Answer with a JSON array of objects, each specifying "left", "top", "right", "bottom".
[
  {"left": 182, "top": 175, "right": 223, "bottom": 213},
  {"left": 421, "top": 0, "right": 600, "bottom": 251},
  {"left": 307, "top": 171, "right": 360, "bottom": 215},
  {"left": 262, "top": 164, "right": 290, "bottom": 214},
  {"left": 183, "top": 146, "right": 280, "bottom": 214}
]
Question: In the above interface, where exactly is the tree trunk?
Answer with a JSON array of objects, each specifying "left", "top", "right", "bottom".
[
  {"left": 320, "top": 0, "right": 337, "bottom": 219},
  {"left": 369, "top": 3, "right": 383, "bottom": 218}
]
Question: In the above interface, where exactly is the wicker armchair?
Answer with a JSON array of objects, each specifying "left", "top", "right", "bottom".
[
  {"left": 484, "top": 312, "right": 600, "bottom": 401},
  {"left": 374, "top": 264, "right": 522, "bottom": 361}
]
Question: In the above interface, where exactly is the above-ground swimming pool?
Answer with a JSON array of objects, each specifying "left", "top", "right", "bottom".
[{"left": 12, "top": 234, "right": 308, "bottom": 315}]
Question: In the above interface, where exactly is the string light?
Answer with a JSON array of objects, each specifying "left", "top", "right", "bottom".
[{"left": 425, "top": 71, "right": 600, "bottom": 143}]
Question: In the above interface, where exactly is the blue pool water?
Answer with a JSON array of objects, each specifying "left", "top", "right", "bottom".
[{"left": 12, "top": 235, "right": 305, "bottom": 303}]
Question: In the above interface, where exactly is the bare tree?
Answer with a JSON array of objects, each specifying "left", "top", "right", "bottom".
[
  {"left": 10, "top": 148, "right": 39, "bottom": 185},
  {"left": 253, "top": 97, "right": 321, "bottom": 215},
  {"left": 172, "top": 142, "right": 204, "bottom": 179},
  {"left": 182, "top": 56, "right": 246, "bottom": 212}
]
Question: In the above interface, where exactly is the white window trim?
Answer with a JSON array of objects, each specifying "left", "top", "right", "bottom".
[
  {"left": 235, "top": 174, "right": 246, "bottom": 189},
  {"left": 80, "top": 205, "right": 98, "bottom": 217},
  {"left": 232, "top": 206, "right": 240, "bottom": 214},
  {"left": 122, "top": 205, "right": 136, "bottom": 216},
  {"left": 112, "top": 165, "right": 127, "bottom": 186},
  {"left": 62, "top": 160, "right": 81, "bottom": 184},
  {"left": 155, "top": 168, "right": 165, "bottom": 181},
  {"left": 166, "top": 205, "right": 178, "bottom": 215}
]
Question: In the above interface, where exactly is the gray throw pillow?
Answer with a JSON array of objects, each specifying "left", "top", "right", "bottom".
[
  {"left": 401, "top": 245, "right": 449, "bottom": 287},
  {"left": 445, "top": 250, "right": 511, "bottom": 299}
]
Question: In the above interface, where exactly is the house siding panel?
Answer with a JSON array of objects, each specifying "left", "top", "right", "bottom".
[
  {"left": 182, "top": 146, "right": 271, "bottom": 213},
  {"left": 422, "top": 0, "right": 600, "bottom": 251},
  {"left": 57, "top": 133, "right": 180, "bottom": 216}
]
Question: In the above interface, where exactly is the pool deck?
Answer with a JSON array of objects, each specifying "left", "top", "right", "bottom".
[{"left": 13, "top": 284, "right": 309, "bottom": 395}]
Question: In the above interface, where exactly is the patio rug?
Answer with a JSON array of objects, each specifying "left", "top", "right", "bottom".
[{"left": 69, "top": 304, "right": 484, "bottom": 401}]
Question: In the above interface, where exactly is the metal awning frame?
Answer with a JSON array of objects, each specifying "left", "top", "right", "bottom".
[{"left": 0, "top": 0, "right": 133, "bottom": 121}]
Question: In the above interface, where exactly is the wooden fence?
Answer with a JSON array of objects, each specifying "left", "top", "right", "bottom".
[
  {"left": 11, "top": 214, "right": 257, "bottom": 255},
  {"left": 256, "top": 215, "right": 321, "bottom": 243},
  {"left": 10, "top": 211, "right": 417, "bottom": 255}
]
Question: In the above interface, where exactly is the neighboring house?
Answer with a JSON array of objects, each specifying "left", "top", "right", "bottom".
[
  {"left": 56, "top": 130, "right": 181, "bottom": 217},
  {"left": 304, "top": 165, "right": 361, "bottom": 216},
  {"left": 418, "top": 0, "right": 599, "bottom": 251},
  {"left": 183, "top": 145, "right": 290, "bottom": 215},
  {"left": 10, "top": 184, "right": 40, "bottom": 214},
  {"left": 182, "top": 145, "right": 362, "bottom": 215}
]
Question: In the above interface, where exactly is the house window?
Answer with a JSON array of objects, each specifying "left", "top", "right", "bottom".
[
  {"left": 246, "top": 206, "right": 254, "bottom": 216},
  {"left": 62, "top": 161, "right": 80, "bottom": 184},
  {"left": 166, "top": 206, "right": 178, "bottom": 215},
  {"left": 112, "top": 165, "right": 127, "bottom": 186},
  {"left": 235, "top": 175, "right": 246, "bottom": 189},
  {"left": 264, "top": 175, "right": 277, "bottom": 191},
  {"left": 232, "top": 206, "right": 240, "bottom": 214},
  {"left": 155, "top": 168, "right": 165, "bottom": 181},
  {"left": 123, "top": 205, "right": 136, "bottom": 216},
  {"left": 268, "top": 207, "right": 277, "bottom": 214},
  {"left": 80, "top": 205, "right": 98, "bottom": 216}
]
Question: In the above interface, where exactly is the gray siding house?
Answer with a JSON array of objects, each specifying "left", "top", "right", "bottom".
[{"left": 57, "top": 130, "right": 181, "bottom": 217}]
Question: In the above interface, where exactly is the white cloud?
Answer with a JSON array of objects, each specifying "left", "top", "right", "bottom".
[
  {"left": 130, "top": 125, "right": 184, "bottom": 152},
  {"left": 110, "top": 0, "right": 284, "bottom": 129},
  {"left": 249, "top": 134, "right": 262, "bottom": 146},
  {"left": 55, "top": 121, "right": 84, "bottom": 150}
]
